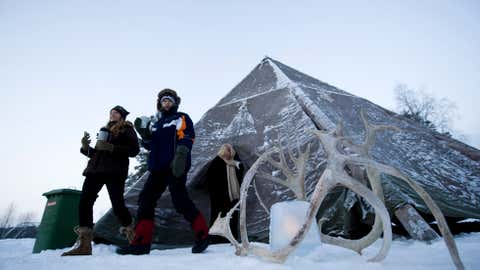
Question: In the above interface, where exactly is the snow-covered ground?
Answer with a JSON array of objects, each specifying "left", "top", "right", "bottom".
[{"left": 1, "top": 233, "right": 479, "bottom": 270}]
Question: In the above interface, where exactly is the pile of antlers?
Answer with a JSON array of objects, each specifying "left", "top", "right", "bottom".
[{"left": 209, "top": 110, "right": 464, "bottom": 270}]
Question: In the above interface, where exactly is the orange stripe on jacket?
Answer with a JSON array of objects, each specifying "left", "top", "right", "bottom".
[{"left": 177, "top": 115, "right": 187, "bottom": 140}]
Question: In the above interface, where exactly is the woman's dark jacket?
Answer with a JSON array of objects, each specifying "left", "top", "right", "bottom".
[
  {"left": 81, "top": 121, "right": 140, "bottom": 179},
  {"left": 206, "top": 155, "right": 244, "bottom": 222}
]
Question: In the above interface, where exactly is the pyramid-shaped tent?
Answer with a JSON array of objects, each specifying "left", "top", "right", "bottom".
[{"left": 94, "top": 57, "right": 480, "bottom": 246}]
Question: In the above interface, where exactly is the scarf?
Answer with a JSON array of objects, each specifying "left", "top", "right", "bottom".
[{"left": 218, "top": 144, "right": 241, "bottom": 201}]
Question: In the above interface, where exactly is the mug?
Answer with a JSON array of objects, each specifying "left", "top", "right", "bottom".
[{"left": 97, "top": 127, "right": 110, "bottom": 142}]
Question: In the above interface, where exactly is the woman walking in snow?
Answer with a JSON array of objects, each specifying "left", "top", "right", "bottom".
[
  {"left": 206, "top": 144, "right": 244, "bottom": 244},
  {"left": 62, "top": 105, "right": 140, "bottom": 256}
]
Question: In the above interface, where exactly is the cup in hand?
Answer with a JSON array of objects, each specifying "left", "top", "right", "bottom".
[{"left": 97, "top": 127, "right": 110, "bottom": 142}]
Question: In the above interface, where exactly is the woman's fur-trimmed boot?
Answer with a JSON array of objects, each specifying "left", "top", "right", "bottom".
[
  {"left": 61, "top": 226, "right": 93, "bottom": 256},
  {"left": 116, "top": 219, "right": 153, "bottom": 255},
  {"left": 119, "top": 223, "right": 136, "bottom": 243}
]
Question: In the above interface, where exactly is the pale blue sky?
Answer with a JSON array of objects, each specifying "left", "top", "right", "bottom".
[{"left": 1, "top": 0, "right": 479, "bottom": 222}]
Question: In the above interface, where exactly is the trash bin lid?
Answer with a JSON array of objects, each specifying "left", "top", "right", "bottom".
[{"left": 42, "top": 188, "right": 82, "bottom": 197}]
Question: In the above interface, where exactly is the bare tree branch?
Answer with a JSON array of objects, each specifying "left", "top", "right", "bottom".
[{"left": 0, "top": 202, "right": 16, "bottom": 229}]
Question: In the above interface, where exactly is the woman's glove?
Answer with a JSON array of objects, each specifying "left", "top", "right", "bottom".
[
  {"left": 95, "top": 140, "right": 114, "bottom": 152},
  {"left": 81, "top": 132, "right": 91, "bottom": 151}
]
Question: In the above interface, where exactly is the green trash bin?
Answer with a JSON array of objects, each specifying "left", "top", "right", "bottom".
[{"left": 33, "top": 188, "right": 83, "bottom": 253}]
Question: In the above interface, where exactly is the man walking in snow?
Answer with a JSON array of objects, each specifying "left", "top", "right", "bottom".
[{"left": 116, "top": 89, "right": 209, "bottom": 255}]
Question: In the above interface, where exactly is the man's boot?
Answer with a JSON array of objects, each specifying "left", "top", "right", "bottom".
[
  {"left": 116, "top": 219, "right": 154, "bottom": 255},
  {"left": 61, "top": 226, "right": 93, "bottom": 256},
  {"left": 191, "top": 213, "right": 209, "bottom": 254}
]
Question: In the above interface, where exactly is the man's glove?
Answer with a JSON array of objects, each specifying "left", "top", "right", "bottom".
[
  {"left": 171, "top": 145, "right": 189, "bottom": 178},
  {"left": 134, "top": 117, "right": 152, "bottom": 140},
  {"left": 81, "top": 132, "right": 91, "bottom": 151},
  {"left": 95, "top": 140, "right": 114, "bottom": 152}
]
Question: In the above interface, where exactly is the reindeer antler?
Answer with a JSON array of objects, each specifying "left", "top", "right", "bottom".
[
  {"left": 209, "top": 109, "right": 464, "bottom": 270},
  {"left": 258, "top": 140, "right": 311, "bottom": 200}
]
